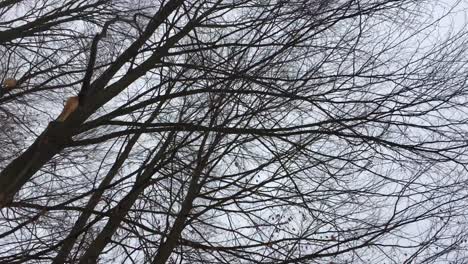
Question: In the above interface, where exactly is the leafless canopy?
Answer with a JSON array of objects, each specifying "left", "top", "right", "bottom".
[{"left": 1, "top": 0, "right": 468, "bottom": 263}]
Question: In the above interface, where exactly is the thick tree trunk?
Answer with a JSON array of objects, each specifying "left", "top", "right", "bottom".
[
  {"left": 0, "top": 122, "right": 72, "bottom": 206},
  {"left": 0, "top": 0, "right": 185, "bottom": 203}
]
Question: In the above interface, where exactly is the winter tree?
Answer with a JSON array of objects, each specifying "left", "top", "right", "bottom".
[{"left": 1, "top": 0, "right": 468, "bottom": 263}]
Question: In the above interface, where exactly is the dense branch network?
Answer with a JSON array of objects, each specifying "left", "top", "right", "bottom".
[{"left": 1, "top": 1, "right": 468, "bottom": 264}]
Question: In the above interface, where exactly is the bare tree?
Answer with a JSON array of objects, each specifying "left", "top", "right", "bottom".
[{"left": 1, "top": 0, "right": 468, "bottom": 263}]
